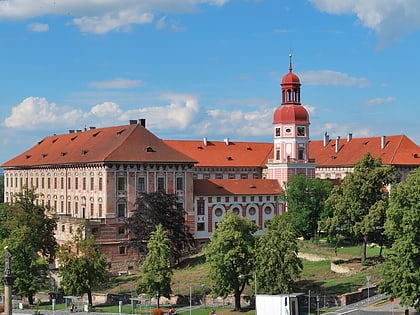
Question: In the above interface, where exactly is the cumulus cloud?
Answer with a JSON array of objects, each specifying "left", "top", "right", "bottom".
[
  {"left": 3, "top": 93, "right": 200, "bottom": 132},
  {"left": 299, "top": 70, "right": 370, "bottom": 88},
  {"left": 90, "top": 78, "right": 142, "bottom": 89},
  {"left": 366, "top": 96, "right": 395, "bottom": 107},
  {"left": 0, "top": 0, "right": 230, "bottom": 34},
  {"left": 309, "top": 0, "right": 420, "bottom": 48},
  {"left": 28, "top": 23, "right": 49, "bottom": 32}
]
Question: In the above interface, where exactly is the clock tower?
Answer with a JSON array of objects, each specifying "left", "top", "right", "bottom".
[{"left": 267, "top": 54, "right": 316, "bottom": 187}]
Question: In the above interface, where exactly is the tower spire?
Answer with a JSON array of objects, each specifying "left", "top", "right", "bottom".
[{"left": 289, "top": 49, "right": 293, "bottom": 73}]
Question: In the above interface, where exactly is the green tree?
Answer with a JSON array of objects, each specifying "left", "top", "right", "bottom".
[
  {"left": 137, "top": 224, "right": 173, "bottom": 308},
  {"left": 127, "top": 191, "right": 193, "bottom": 260},
  {"left": 255, "top": 214, "right": 302, "bottom": 294},
  {"left": 0, "top": 174, "right": 4, "bottom": 203},
  {"left": 282, "top": 175, "right": 333, "bottom": 240},
  {"left": 205, "top": 212, "right": 258, "bottom": 311},
  {"left": 323, "top": 153, "right": 395, "bottom": 262},
  {"left": 57, "top": 225, "right": 110, "bottom": 307},
  {"left": 378, "top": 168, "right": 420, "bottom": 311},
  {"left": 0, "top": 187, "right": 57, "bottom": 304}
]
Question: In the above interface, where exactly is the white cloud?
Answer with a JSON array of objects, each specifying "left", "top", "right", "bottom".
[
  {"left": 90, "top": 78, "right": 142, "bottom": 89},
  {"left": 28, "top": 23, "right": 49, "bottom": 32},
  {"left": 366, "top": 96, "right": 395, "bottom": 107},
  {"left": 309, "top": 0, "right": 420, "bottom": 47},
  {"left": 3, "top": 94, "right": 200, "bottom": 132},
  {"left": 0, "top": 0, "right": 230, "bottom": 34},
  {"left": 299, "top": 70, "right": 370, "bottom": 87}
]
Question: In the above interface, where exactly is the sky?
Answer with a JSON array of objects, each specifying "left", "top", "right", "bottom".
[{"left": 1, "top": 0, "right": 420, "bottom": 166}]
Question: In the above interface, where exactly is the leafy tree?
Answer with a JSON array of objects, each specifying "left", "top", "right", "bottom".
[
  {"left": 137, "top": 224, "right": 172, "bottom": 308},
  {"left": 127, "top": 191, "right": 193, "bottom": 260},
  {"left": 255, "top": 214, "right": 302, "bottom": 294},
  {"left": 282, "top": 175, "right": 333, "bottom": 240},
  {"left": 205, "top": 212, "right": 258, "bottom": 311},
  {"left": 0, "top": 174, "right": 4, "bottom": 203},
  {"left": 378, "top": 168, "right": 420, "bottom": 311},
  {"left": 57, "top": 225, "right": 110, "bottom": 307},
  {"left": 0, "top": 187, "right": 57, "bottom": 304},
  {"left": 323, "top": 153, "right": 395, "bottom": 262}
]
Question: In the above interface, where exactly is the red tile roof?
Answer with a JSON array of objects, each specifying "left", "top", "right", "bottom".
[
  {"left": 193, "top": 178, "right": 283, "bottom": 196},
  {"left": 2, "top": 123, "right": 197, "bottom": 168},
  {"left": 164, "top": 139, "right": 273, "bottom": 167},
  {"left": 309, "top": 135, "right": 420, "bottom": 166}
]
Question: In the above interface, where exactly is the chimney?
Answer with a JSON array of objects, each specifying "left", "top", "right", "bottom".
[
  {"left": 381, "top": 136, "right": 386, "bottom": 149},
  {"left": 203, "top": 137, "right": 208, "bottom": 146},
  {"left": 139, "top": 119, "right": 146, "bottom": 127},
  {"left": 347, "top": 133, "right": 353, "bottom": 142},
  {"left": 323, "top": 132, "right": 330, "bottom": 147},
  {"left": 224, "top": 137, "right": 230, "bottom": 146},
  {"left": 335, "top": 136, "right": 340, "bottom": 153}
]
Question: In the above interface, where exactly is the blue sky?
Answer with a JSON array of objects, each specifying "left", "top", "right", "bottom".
[{"left": 1, "top": 0, "right": 420, "bottom": 165}]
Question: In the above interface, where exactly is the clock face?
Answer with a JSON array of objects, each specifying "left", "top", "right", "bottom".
[
  {"left": 297, "top": 126, "right": 305, "bottom": 136},
  {"left": 285, "top": 127, "right": 292, "bottom": 134}
]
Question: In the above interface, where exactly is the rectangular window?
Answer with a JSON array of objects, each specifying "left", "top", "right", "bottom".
[
  {"left": 67, "top": 201, "right": 71, "bottom": 213},
  {"left": 117, "top": 177, "right": 126, "bottom": 191},
  {"left": 157, "top": 176, "right": 165, "bottom": 192},
  {"left": 61, "top": 177, "right": 64, "bottom": 189},
  {"left": 61, "top": 201, "right": 64, "bottom": 213},
  {"left": 82, "top": 177, "right": 86, "bottom": 190},
  {"left": 98, "top": 204, "right": 103, "bottom": 217},
  {"left": 276, "top": 149, "right": 280, "bottom": 160},
  {"left": 75, "top": 202, "right": 78, "bottom": 215},
  {"left": 118, "top": 226, "right": 125, "bottom": 234},
  {"left": 54, "top": 178, "right": 57, "bottom": 189},
  {"left": 54, "top": 200, "right": 57, "bottom": 211},
  {"left": 119, "top": 246, "right": 126, "bottom": 255},
  {"left": 90, "top": 177, "right": 94, "bottom": 191},
  {"left": 90, "top": 203, "right": 94, "bottom": 217},
  {"left": 197, "top": 200, "right": 205, "bottom": 215},
  {"left": 197, "top": 223, "right": 205, "bottom": 231},
  {"left": 75, "top": 177, "right": 78, "bottom": 190},
  {"left": 30, "top": 178, "right": 33, "bottom": 187},
  {"left": 47, "top": 178, "right": 51, "bottom": 189},
  {"left": 298, "top": 148, "right": 304, "bottom": 160},
  {"left": 67, "top": 177, "right": 71, "bottom": 189},
  {"left": 117, "top": 204, "right": 126, "bottom": 217},
  {"left": 176, "top": 177, "right": 183, "bottom": 191},
  {"left": 98, "top": 177, "right": 103, "bottom": 191},
  {"left": 36, "top": 177, "right": 39, "bottom": 188},
  {"left": 41, "top": 178, "right": 45, "bottom": 189},
  {"left": 138, "top": 176, "right": 146, "bottom": 192},
  {"left": 275, "top": 127, "right": 281, "bottom": 137}
]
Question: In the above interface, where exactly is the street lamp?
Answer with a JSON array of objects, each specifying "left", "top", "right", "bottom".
[
  {"left": 190, "top": 284, "right": 205, "bottom": 315},
  {"left": 316, "top": 295, "right": 320, "bottom": 315},
  {"left": 366, "top": 275, "right": 371, "bottom": 305},
  {"left": 239, "top": 272, "right": 257, "bottom": 296}
]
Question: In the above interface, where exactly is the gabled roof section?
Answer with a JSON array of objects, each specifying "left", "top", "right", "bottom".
[
  {"left": 310, "top": 135, "right": 420, "bottom": 167},
  {"left": 194, "top": 179, "right": 283, "bottom": 196},
  {"left": 164, "top": 139, "right": 273, "bottom": 168},
  {"left": 2, "top": 123, "right": 197, "bottom": 168}
]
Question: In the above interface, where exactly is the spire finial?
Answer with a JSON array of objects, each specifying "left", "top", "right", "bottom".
[{"left": 289, "top": 49, "right": 293, "bottom": 73}]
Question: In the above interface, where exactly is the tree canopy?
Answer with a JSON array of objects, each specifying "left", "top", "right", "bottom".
[
  {"left": 254, "top": 214, "right": 302, "bottom": 294},
  {"left": 127, "top": 191, "right": 193, "bottom": 260},
  {"left": 205, "top": 212, "right": 258, "bottom": 311},
  {"left": 322, "top": 153, "right": 395, "bottom": 262},
  {"left": 137, "top": 224, "right": 173, "bottom": 308},
  {"left": 0, "top": 187, "right": 57, "bottom": 304},
  {"left": 378, "top": 168, "right": 420, "bottom": 311},
  {"left": 57, "top": 225, "right": 110, "bottom": 307},
  {"left": 282, "top": 175, "right": 333, "bottom": 240}
]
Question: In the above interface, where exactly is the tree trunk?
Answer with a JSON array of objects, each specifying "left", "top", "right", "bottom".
[
  {"left": 234, "top": 290, "right": 241, "bottom": 311},
  {"left": 361, "top": 235, "right": 368, "bottom": 263},
  {"left": 88, "top": 290, "right": 93, "bottom": 306},
  {"left": 28, "top": 293, "right": 34, "bottom": 305}
]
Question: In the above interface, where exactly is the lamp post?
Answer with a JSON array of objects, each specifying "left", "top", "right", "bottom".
[
  {"left": 316, "top": 295, "right": 320, "bottom": 315},
  {"left": 308, "top": 290, "right": 311, "bottom": 315},
  {"left": 366, "top": 275, "right": 371, "bottom": 305},
  {"left": 190, "top": 284, "right": 205, "bottom": 315}
]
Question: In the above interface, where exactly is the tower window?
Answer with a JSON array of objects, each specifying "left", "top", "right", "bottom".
[
  {"left": 298, "top": 148, "right": 304, "bottom": 160},
  {"left": 275, "top": 127, "right": 281, "bottom": 137},
  {"left": 276, "top": 150, "right": 280, "bottom": 160},
  {"left": 297, "top": 126, "right": 306, "bottom": 137}
]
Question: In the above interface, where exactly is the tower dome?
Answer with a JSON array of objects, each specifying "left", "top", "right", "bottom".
[{"left": 273, "top": 53, "right": 308, "bottom": 124}]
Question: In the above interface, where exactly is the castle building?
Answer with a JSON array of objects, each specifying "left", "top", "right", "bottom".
[{"left": 2, "top": 57, "right": 420, "bottom": 272}]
